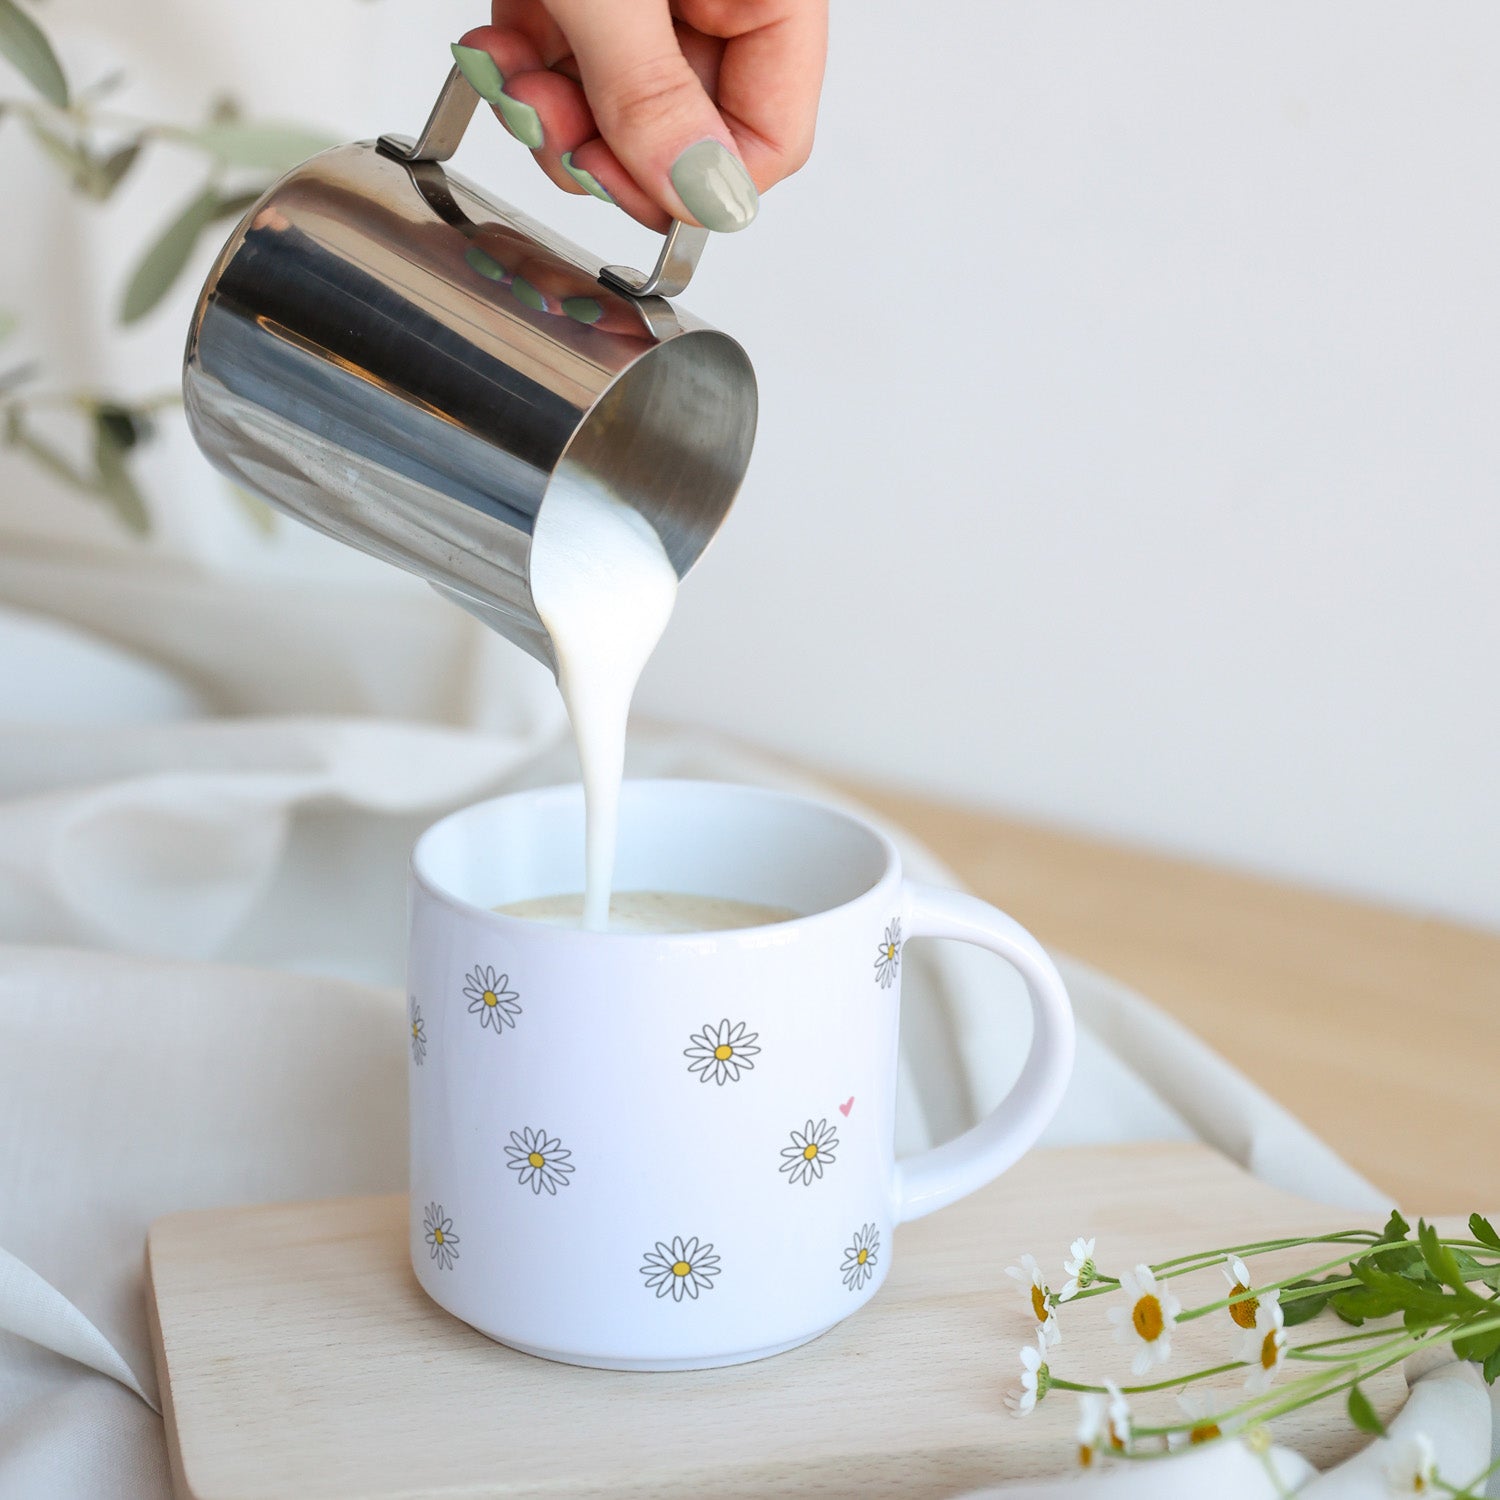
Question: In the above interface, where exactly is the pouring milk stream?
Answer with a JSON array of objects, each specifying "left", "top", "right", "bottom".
[{"left": 527, "top": 474, "right": 680, "bottom": 930}]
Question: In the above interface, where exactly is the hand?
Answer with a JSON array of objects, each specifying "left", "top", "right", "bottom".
[{"left": 451, "top": 0, "right": 827, "bottom": 235}]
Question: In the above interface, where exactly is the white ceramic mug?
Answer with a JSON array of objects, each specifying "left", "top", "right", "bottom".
[{"left": 407, "top": 780, "right": 1074, "bottom": 1370}]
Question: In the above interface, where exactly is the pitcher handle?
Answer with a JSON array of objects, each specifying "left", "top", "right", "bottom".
[{"left": 378, "top": 64, "right": 709, "bottom": 299}]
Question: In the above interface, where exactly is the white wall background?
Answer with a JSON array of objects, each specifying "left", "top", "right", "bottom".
[{"left": 4, "top": 2, "right": 1497, "bottom": 929}]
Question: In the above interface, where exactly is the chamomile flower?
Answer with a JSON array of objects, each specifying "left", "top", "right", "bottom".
[
  {"left": 1006, "top": 1253, "right": 1061, "bottom": 1346},
  {"left": 1074, "top": 1379, "right": 1131, "bottom": 1459},
  {"left": 1384, "top": 1432, "right": 1437, "bottom": 1493},
  {"left": 1233, "top": 1291, "right": 1287, "bottom": 1393},
  {"left": 1059, "top": 1237, "right": 1098, "bottom": 1301},
  {"left": 1222, "top": 1254, "right": 1260, "bottom": 1330},
  {"left": 1174, "top": 1389, "right": 1233, "bottom": 1447},
  {"left": 1004, "top": 1330, "right": 1051, "bottom": 1417},
  {"left": 1075, "top": 1394, "right": 1107, "bottom": 1466},
  {"left": 1107, "top": 1264, "right": 1180, "bottom": 1375}
]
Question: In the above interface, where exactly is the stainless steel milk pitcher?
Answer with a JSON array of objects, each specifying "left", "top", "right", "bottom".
[{"left": 183, "top": 64, "right": 758, "bottom": 668}]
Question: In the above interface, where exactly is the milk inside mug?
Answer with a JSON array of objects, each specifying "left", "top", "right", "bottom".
[{"left": 407, "top": 780, "right": 1075, "bottom": 1370}]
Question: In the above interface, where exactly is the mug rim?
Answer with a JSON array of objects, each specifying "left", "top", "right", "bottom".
[{"left": 410, "top": 778, "right": 903, "bottom": 942}]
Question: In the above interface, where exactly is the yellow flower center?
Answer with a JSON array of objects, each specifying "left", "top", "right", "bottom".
[
  {"left": 1109, "top": 1425, "right": 1126, "bottom": 1452},
  {"left": 803, "top": 1142, "right": 819, "bottom": 1160},
  {"left": 1132, "top": 1294, "right": 1164, "bottom": 1342},
  {"left": 714, "top": 1044, "right": 733, "bottom": 1061},
  {"left": 857, "top": 1248, "right": 869, "bottom": 1265},
  {"left": 1031, "top": 1284, "right": 1049, "bottom": 1322},
  {"left": 528, "top": 1152, "right": 545, "bottom": 1169},
  {"left": 412, "top": 1022, "right": 419, "bottom": 1036},
  {"left": 1077, "top": 1445, "right": 1093, "bottom": 1468},
  {"left": 1261, "top": 1331, "right": 1280, "bottom": 1370},
  {"left": 671, "top": 1260, "right": 691, "bottom": 1277},
  {"left": 433, "top": 1228, "right": 444, "bottom": 1244},
  {"left": 886, "top": 944, "right": 896, "bottom": 959},
  {"left": 1190, "top": 1423, "right": 1221, "bottom": 1444},
  {"left": 483, "top": 990, "right": 498, "bottom": 1006},
  {"left": 1229, "top": 1284, "right": 1259, "bottom": 1328}
]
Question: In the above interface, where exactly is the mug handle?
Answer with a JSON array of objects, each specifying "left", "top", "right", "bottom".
[{"left": 891, "top": 883, "right": 1076, "bottom": 1224}]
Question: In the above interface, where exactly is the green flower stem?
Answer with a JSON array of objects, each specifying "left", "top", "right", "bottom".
[
  {"left": 1200, "top": 1315, "right": 1500, "bottom": 1436},
  {"left": 1048, "top": 1361, "right": 1248, "bottom": 1398},
  {"left": 1440, "top": 1453, "right": 1500, "bottom": 1499},
  {"left": 1176, "top": 1252, "right": 1379, "bottom": 1324},
  {"left": 1148, "top": 1231, "right": 1379, "bottom": 1275},
  {"left": 1290, "top": 1327, "right": 1409, "bottom": 1352}
]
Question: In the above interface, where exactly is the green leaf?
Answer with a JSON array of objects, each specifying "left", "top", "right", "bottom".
[
  {"left": 119, "top": 186, "right": 223, "bottom": 325},
  {"left": 91, "top": 405, "right": 149, "bottom": 533},
  {"left": 1352, "top": 1263, "right": 1466, "bottom": 1327},
  {"left": 1453, "top": 1327, "right": 1500, "bottom": 1365},
  {"left": 88, "top": 140, "right": 143, "bottom": 200},
  {"left": 179, "top": 121, "right": 334, "bottom": 172},
  {"left": 0, "top": 0, "right": 68, "bottom": 108},
  {"left": 24, "top": 117, "right": 91, "bottom": 186},
  {"left": 1280, "top": 1276, "right": 1344, "bottom": 1327},
  {"left": 1379, "top": 1210, "right": 1411, "bottom": 1244},
  {"left": 1471, "top": 1214, "right": 1500, "bottom": 1252},
  {"left": 1417, "top": 1221, "right": 1491, "bottom": 1309},
  {"left": 1347, "top": 1385, "right": 1386, "bottom": 1436},
  {"left": 1332, "top": 1285, "right": 1401, "bottom": 1324},
  {"left": 6, "top": 415, "right": 92, "bottom": 491},
  {"left": 1449, "top": 1250, "right": 1500, "bottom": 1290},
  {"left": 1369, "top": 1242, "right": 1425, "bottom": 1275},
  {"left": 1484, "top": 1346, "right": 1500, "bottom": 1386}
]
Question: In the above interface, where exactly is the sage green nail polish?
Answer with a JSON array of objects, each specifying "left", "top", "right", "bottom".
[
  {"left": 562, "top": 296, "right": 603, "bottom": 325},
  {"left": 669, "top": 139, "right": 758, "bottom": 233},
  {"left": 561, "top": 151, "right": 614, "bottom": 204},
  {"left": 510, "top": 277, "right": 546, "bottom": 311},
  {"left": 451, "top": 44, "right": 505, "bottom": 104},
  {"left": 465, "top": 245, "right": 507, "bottom": 281},
  {"left": 494, "top": 90, "right": 544, "bottom": 150},
  {"left": 450, "top": 42, "right": 544, "bottom": 148}
]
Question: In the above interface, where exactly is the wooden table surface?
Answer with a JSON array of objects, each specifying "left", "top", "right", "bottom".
[{"left": 854, "top": 784, "right": 1500, "bottom": 1217}]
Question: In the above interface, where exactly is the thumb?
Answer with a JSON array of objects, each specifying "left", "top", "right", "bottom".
[{"left": 546, "top": 0, "right": 759, "bottom": 233}]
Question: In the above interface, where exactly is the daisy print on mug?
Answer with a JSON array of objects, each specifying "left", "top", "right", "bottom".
[
  {"left": 409, "top": 997, "right": 427, "bottom": 1065},
  {"left": 874, "top": 919, "right": 901, "bottom": 988},
  {"left": 640, "top": 1236, "right": 721, "bottom": 1301},
  {"left": 780, "top": 1117, "right": 839, "bottom": 1185},
  {"left": 463, "top": 963, "right": 521, "bottom": 1035},
  {"left": 841, "top": 1223, "right": 880, "bottom": 1291},
  {"left": 422, "top": 1202, "right": 459, "bottom": 1269},
  {"left": 683, "top": 1018, "right": 760, "bottom": 1085},
  {"left": 504, "top": 1127, "right": 575, "bottom": 1196}
]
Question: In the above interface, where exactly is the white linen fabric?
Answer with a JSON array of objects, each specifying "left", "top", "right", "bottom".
[{"left": 0, "top": 547, "right": 1493, "bottom": 1498}]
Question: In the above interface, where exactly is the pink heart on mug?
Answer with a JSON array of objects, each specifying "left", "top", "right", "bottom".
[{"left": 838, "top": 1096, "right": 855, "bottom": 1117}]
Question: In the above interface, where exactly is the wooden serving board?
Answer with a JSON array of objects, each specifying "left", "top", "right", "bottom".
[{"left": 145, "top": 1142, "right": 1406, "bottom": 1500}]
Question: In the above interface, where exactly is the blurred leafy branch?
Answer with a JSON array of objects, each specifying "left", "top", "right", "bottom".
[{"left": 0, "top": 0, "right": 341, "bottom": 534}]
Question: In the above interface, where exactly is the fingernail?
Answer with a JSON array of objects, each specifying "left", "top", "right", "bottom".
[
  {"left": 561, "top": 151, "right": 614, "bottom": 204},
  {"left": 510, "top": 277, "right": 546, "bottom": 311},
  {"left": 450, "top": 42, "right": 544, "bottom": 148},
  {"left": 465, "top": 245, "right": 508, "bottom": 281},
  {"left": 494, "top": 91, "right": 544, "bottom": 150},
  {"left": 562, "top": 296, "right": 603, "bottom": 324},
  {"left": 669, "top": 139, "right": 758, "bottom": 233},
  {"left": 451, "top": 44, "right": 505, "bottom": 104}
]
